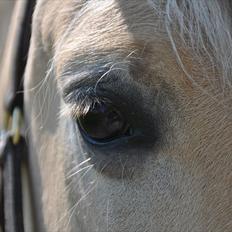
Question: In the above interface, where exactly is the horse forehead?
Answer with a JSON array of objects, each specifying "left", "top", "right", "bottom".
[
  {"left": 39, "top": 0, "right": 225, "bottom": 95},
  {"left": 40, "top": 0, "right": 162, "bottom": 47}
]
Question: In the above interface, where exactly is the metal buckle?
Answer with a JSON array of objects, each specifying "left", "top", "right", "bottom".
[
  {"left": 0, "top": 112, "right": 10, "bottom": 162},
  {"left": 1, "top": 107, "right": 22, "bottom": 147},
  {"left": 11, "top": 108, "right": 23, "bottom": 145},
  {"left": 0, "top": 107, "right": 23, "bottom": 166}
]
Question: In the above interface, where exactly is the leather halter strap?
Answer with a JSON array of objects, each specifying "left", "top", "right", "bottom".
[{"left": 0, "top": 0, "right": 36, "bottom": 231}]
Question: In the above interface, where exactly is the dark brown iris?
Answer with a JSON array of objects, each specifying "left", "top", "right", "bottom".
[{"left": 78, "top": 103, "right": 129, "bottom": 142}]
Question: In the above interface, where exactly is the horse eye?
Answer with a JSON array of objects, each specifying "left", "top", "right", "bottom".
[{"left": 77, "top": 103, "right": 131, "bottom": 143}]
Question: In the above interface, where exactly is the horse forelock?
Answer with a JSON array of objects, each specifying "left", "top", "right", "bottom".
[{"left": 161, "top": 0, "right": 232, "bottom": 87}]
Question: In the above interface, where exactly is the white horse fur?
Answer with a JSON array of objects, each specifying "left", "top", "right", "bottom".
[{"left": 1, "top": 0, "right": 232, "bottom": 231}]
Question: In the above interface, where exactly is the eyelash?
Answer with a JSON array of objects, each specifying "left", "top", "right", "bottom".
[{"left": 62, "top": 88, "right": 105, "bottom": 116}]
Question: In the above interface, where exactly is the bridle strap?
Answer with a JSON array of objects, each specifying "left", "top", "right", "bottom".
[
  {"left": 1, "top": 137, "right": 27, "bottom": 232},
  {"left": 0, "top": 0, "right": 36, "bottom": 231},
  {"left": 4, "top": 0, "right": 35, "bottom": 114}
]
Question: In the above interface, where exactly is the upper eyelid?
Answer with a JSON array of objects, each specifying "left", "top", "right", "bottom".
[
  {"left": 59, "top": 64, "right": 130, "bottom": 95},
  {"left": 59, "top": 67, "right": 148, "bottom": 119},
  {"left": 61, "top": 73, "right": 97, "bottom": 96},
  {"left": 60, "top": 67, "right": 124, "bottom": 105},
  {"left": 59, "top": 66, "right": 111, "bottom": 89}
]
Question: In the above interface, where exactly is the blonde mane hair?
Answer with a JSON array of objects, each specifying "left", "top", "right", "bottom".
[{"left": 160, "top": 0, "right": 232, "bottom": 87}]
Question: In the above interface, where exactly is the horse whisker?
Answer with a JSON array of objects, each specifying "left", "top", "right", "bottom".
[
  {"left": 67, "top": 157, "right": 91, "bottom": 174},
  {"left": 67, "top": 164, "right": 94, "bottom": 179}
]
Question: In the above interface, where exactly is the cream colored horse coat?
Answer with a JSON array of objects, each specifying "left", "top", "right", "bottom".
[{"left": 2, "top": 0, "right": 232, "bottom": 232}]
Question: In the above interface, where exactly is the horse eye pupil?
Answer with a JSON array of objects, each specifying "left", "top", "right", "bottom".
[{"left": 78, "top": 103, "right": 129, "bottom": 142}]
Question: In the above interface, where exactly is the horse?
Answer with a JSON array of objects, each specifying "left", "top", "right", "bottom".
[{"left": 1, "top": 0, "right": 232, "bottom": 231}]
